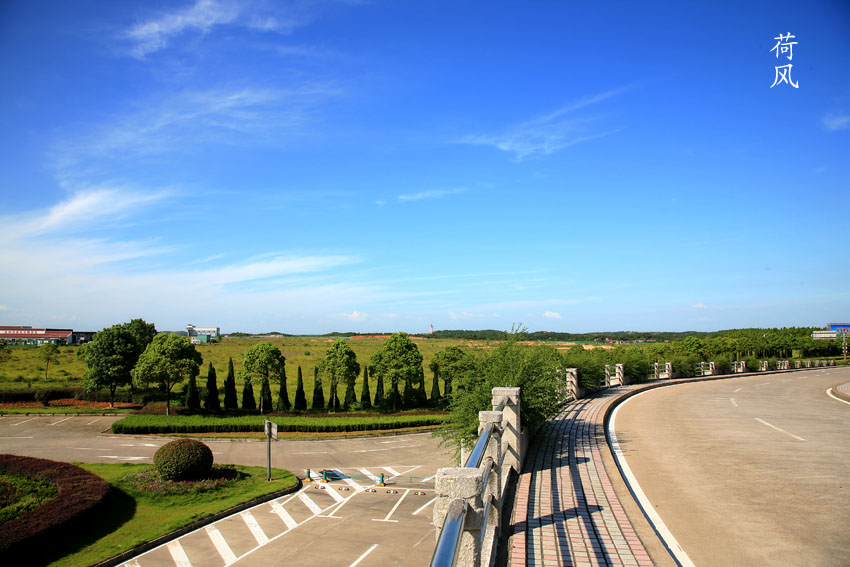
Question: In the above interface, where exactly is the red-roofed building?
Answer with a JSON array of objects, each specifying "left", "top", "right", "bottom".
[{"left": 0, "top": 326, "right": 94, "bottom": 345}]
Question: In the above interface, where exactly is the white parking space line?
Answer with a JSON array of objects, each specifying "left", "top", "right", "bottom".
[
  {"left": 297, "top": 492, "right": 324, "bottom": 515},
  {"left": 358, "top": 468, "right": 381, "bottom": 483},
  {"left": 754, "top": 418, "right": 806, "bottom": 441},
  {"left": 730, "top": 398, "right": 738, "bottom": 407},
  {"left": 86, "top": 419, "right": 101, "bottom": 425},
  {"left": 420, "top": 475, "right": 435, "bottom": 484},
  {"left": 166, "top": 540, "right": 193, "bottom": 567},
  {"left": 49, "top": 417, "right": 73, "bottom": 425},
  {"left": 270, "top": 500, "right": 298, "bottom": 530},
  {"left": 755, "top": 382, "right": 771, "bottom": 387},
  {"left": 341, "top": 476, "right": 365, "bottom": 492},
  {"left": 412, "top": 496, "right": 437, "bottom": 515},
  {"left": 383, "top": 466, "right": 401, "bottom": 477},
  {"left": 206, "top": 525, "right": 238, "bottom": 563},
  {"left": 733, "top": 387, "right": 742, "bottom": 393},
  {"left": 323, "top": 484, "right": 346, "bottom": 503},
  {"left": 241, "top": 511, "right": 270, "bottom": 545},
  {"left": 349, "top": 544, "right": 378, "bottom": 567},
  {"left": 99, "top": 455, "right": 149, "bottom": 461},
  {"left": 352, "top": 444, "right": 419, "bottom": 453},
  {"left": 373, "top": 489, "right": 410, "bottom": 522},
  {"left": 12, "top": 417, "right": 38, "bottom": 426},
  {"left": 0, "top": 436, "right": 33, "bottom": 439},
  {"left": 293, "top": 451, "right": 329, "bottom": 455}
]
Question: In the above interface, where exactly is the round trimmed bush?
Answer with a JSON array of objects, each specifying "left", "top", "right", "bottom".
[{"left": 153, "top": 439, "right": 214, "bottom": 481}]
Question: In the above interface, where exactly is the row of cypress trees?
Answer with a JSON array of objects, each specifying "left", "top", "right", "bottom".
[{"left": 186, "top": 358, "right": 443, "bottom": 413}]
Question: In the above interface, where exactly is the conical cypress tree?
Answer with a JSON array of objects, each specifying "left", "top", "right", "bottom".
[
  {"left": 259, "top": 378, "right": 273, "bottom": 414},
  {"left": 311, "top": 367, "right": 325, "bottom": 411},
  {"left": 373, "top": 369, "right": 384, "bottom": 407},
  {"left": 294, "top": 366, "right": 307, "bottom": 410},
  {"left": 415, "top": 366, "right": 427, "bottom": 406},
  {"left": 402, "top": 375, "right": 416, "bottom": 408},
  {"left": 223, "top": 357, "right": 238, "bottom": 410},
  {"left": 343, "top": 379, "right": 356, "bottom": 410},
  {"left": 359, "top": 366, "right": 372, "bottom": 409},
  {"left": 185, "top": 370, "right": 200, "bottom": 410},
  {"left": 390, "top": 378, "right": 402, "bottom": 412},
  {"left": 327, "top": 382, "right": 340, "bottom": 412},
  {"left": 277, "top": 366, "right": 291, "bottom": 412},
  {"left": 204, "top": 362, "right": 220, "bottom": 411},
  {"left": 242, "top": 380, "right": 256, "bottom": 411},
  {"left": 429, "top": 365, "right": 441, "bottom": 404}
]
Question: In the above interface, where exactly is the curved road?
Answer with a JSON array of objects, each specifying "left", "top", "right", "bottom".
[{"left": 613, "top": 367, "right": 850, "bottom": 567}]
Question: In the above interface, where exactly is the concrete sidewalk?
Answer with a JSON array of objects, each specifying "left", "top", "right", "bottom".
[{"left": 506, "top": 386, "right": 657, "bottom": 567}]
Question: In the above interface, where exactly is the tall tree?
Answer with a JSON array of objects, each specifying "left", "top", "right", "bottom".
[
  {"left": 431, "top": 346, "right": 476, "bottom": 399},
  {"left": 223, "top": 357, "right": 238, "bottom": 410},
  {"left": 319, "top": 340, "right": 360, "bottom": 413},
  {"left": 124, "top": 319, "right": 157, "bottom": 355},
  {"left": 311, "top": 366, "right": 325, "bottom": 410},
  {"left": 293, "top": 366, "right": 307, "bottom": 410},
  {"left": 359, "top": 365, "right": 372, "bottom": 409},
  {"left": 259, "top": 379, "right": 273, "bottom": 413},
  {"left": 242, "top": 380, "right": 256, "bottom": 411},
  {"left": 131, "top": 334, "right": 202, "bottom": 416},
  {"left": 373, "top": 367, "right": 384, "bottom": 406},
  {"left": 343, "top": 378, "right": 356, "bottom": 410},
  {"left": 185, "top": 369, "right": 200, "bottom": 410},
  {"left": 429, "top": 363, "right": 441, "bottom": 404},
  {"left": 39, "top": 343, "right": 60, "bottom": 381},
  {"left": 79, "top": 324, "right": 138, "bottom": 408},
  {"left": 371, "top": 332, "right": 423, "bottom": 412},
  {"left": 277, "top": 365, "right": 291, "bottom": 412},
  {"left": 240, "top": 342, "right": 286, "bottom": 415},
  {"left": 204, "top": 362, "right": 220, "bottom": 411}
]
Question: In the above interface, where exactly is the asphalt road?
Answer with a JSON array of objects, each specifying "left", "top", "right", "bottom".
[
  {"left": 0, "top": 416, "right": 454, "bottom": 566},
  {"left": 612, "top": 367, "right": 850, "bottom": 567}
]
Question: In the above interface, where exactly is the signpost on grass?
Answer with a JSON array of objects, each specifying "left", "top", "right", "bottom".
[{"left": 264, "top": 419, "right": 278, "bottom": 481}]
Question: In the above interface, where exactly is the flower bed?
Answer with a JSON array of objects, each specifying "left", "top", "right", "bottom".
[{"left": 124, "top": 465, "right": 242, "bottom": 495}]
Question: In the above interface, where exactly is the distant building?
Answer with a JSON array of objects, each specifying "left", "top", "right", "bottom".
[
  {"left": 186, "top": 324, "right": 220, "bottom": 342},
  {"left": 0, "top": 326, "right": 94, "bottom": 345}
]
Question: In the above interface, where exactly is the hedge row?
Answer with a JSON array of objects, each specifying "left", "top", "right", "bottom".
[
  {"left": 111, "top": 413, "right": 449, "bottom": 434},
  {"left": 0, "top": 388, "right": 161, "bottom": 404},
  {"left": 0, "top": 455, "right": 110, "bottom": 561}
]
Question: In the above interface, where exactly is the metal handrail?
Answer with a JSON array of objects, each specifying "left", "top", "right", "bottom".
[
  {"left": 480, "top": 493, "right": 496, "bottom": 542},
  {"left": 465, "top": 422, "right": 494, "bottom": 468},
  {"left": 430, "top": 498, "right": 468, "bottom": 567}
]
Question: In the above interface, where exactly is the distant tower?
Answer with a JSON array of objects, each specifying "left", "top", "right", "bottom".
[{"left": 429, "top": 324, "right": 434, "bottom": 335}]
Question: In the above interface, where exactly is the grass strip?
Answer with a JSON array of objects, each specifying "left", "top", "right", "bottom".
[
  {"left": 47, "top": 463, "right": 297, "bottom": 567},
  {"left": 112, "top": 413, "right": 448, "bottom": 434}
]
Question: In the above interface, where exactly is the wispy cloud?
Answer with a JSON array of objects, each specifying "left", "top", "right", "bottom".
[
  {"left": 543, "top": 311, "right": 562, "bottom": 319},
  {"left": 823, "top": 112, "right": 850, "bottom": 131},
  {"left": 459, "top": 86, "right": 629, "bottom": 160},
  {"left": 397, "top": 187, "right": 468, "bottom": 202},
  {"left": 123, "top": 0, "right": 300, "bottom": 58},
  {"left": 692, "top": 303, "right": 710, "bottom": 309},
  {"left": 335, "top": 310, "right": 368, "bottom": 321}
]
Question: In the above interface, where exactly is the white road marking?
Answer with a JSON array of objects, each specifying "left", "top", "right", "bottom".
[
  {"left": 206, "top": 525, "right": 238, "bottom": 563},
  {"left": 293, "top": 451, "right": 329, "bottom": 455},
  {"left": 412, "top": 496, "right": 437, "bottom": 515},
  {"left": 99, "top": 456, "right": 149, "bottom": 461},
  {"left": 610, "top": 390, "right": 696, "bottom": 567},
  {"left": 420, "top": 475, "right": 435, "bottom": 484},
  {"left": 166, "top": 540, "right": 193, "bottom": 567},
  {"left": 12, "top": 417, "right": 38, "bottom": 426},
  {"left": 755, "top": 382, "right": 771, "bottom": 387},
  {"left": 86, "top": 419, "right": 101, "bottom": 425},
  {"left": 358, "top": 468, "right": 381, "bottom": 483},
  {"left": 323, "top": 484, "right": 346, "bottom": 503},
  {"left": 383, "top": 466, "right": 401, "bottom": 477},
  {"left": 270, "top": 500, "right": 298, "bottom": 530},
  {"left": 352, "top": 444, "right": 419, "bottom": 453},
  {"left": 0, "top": 436, "right": 33, "bottom": 439},
  {"left": 733, "top": 387, "right": 742, "bottom": 393},
  {"left": 341, "top": 475, "right": 365, "bottom": 492},
  {"left": 49, "top": 417, "right": 73, "bottom": 425},
  {"left": 123, "top": 560, "right": 141, "bottom": 567},
  {"left": 754, "top": 418, "right": 806, "bottom": 441},
  {"left": 729, "top": 398, "right": 738, "bottom": 407},
  {"left": 379, "top": 439, "right": 413, "bottom": 444},
  {"left": 349, "top": 544, "right": 379, "bottom": 567},
  {"left": 373, "top": 488, "right": 410, "bottom": 522},
  {"left": 119, "top": 443, "right": 159, "bottom": 447},
  {"left": 297, "top": 492, "right": 324, "bottom": 515},
  {"left": 782, "top": 379, "right": 792, "bottom": 382},
  {"left": 241, "top": 511, "right": 270, "bottom": 545},
  {"left": 826, "top": 388, "right": 850, "bottom": 406}
]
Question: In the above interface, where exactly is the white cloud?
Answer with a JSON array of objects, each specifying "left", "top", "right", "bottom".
[
  {"left": 0, "top": 305, "right": 9, "bottom": 311},
  {"left": 692, "top": 303, "right": 710, "bottom": 309},
  {"left": 543, "top": 311, "right": 562, "bottom": 319},
  {"left": 397, "top": 188, "right": 468, "bottom": 202},
  {"left": 448, "top": 311, "right": 485, "bottom": 320},
  {"left": 823, "top": 113, "right": 850, "bottom": 131},
  {"left": 459, "top": 86, "right": 629, "bottom": 160},
  {"left": 335, "top": 310, "right": 368, "bottom": 321}
]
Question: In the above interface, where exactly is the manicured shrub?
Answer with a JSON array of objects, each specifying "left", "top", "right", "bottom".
[
  {"left": 242, "top": 381, "right": 256, "bottom": 411},
  {"left": 185, "top": 372, "right": 200, "bottom": 410},
  {"left": 204, "top": 363, "right": 220, "bottom": 411},
  {"left": 153, "top": 439, "right": 214, "bottom": 481},
  {"left": 223, "top": 358, "right": 238, "bottom": 410},
  {"left": 293, "top": 366, "right": 307, "bottom": 411}
]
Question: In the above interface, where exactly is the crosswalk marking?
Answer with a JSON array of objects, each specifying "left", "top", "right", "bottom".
[
  {"left": 206, "top": 525, "right": 238, "bottom": 564},
  {"left": 167, "top": 541, "right": 192, "bottom": 567},
  {"left": 271, "top": 500, "right": 298, "bottom": 530},
  {"left": 241, "top": 511, "right": 270, "bottom": 545},
  {"left": 298, "top": 492, "right": 324, "bottom": 515},
  {"left": 358, "top": 468, "right": 381, "bottom": 483}
]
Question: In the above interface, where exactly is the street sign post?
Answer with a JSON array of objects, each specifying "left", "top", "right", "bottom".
[{"left": 264, "top": 419, "right": 278, "bottom": 481}]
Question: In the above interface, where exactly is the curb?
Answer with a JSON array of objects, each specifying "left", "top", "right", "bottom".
[
  {"left": 92, "top": 478, "right": 303, "bottom": 567},
  {"left": 828, "top": 382, "right": 850, "bottom": 404}
]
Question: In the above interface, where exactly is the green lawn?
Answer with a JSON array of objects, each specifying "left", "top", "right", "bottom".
[{"left": 47, "top": 462, "right": 297, "bottom": 567}]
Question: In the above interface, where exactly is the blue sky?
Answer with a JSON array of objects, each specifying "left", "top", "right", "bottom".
[{"left": 1, "top": 0, "right": 848, "bottom": 334}]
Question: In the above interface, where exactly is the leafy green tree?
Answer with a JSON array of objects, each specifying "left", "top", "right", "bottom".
[
  {"left": 240, "top": 342, "right": 286, "bottom": 414},
  {"left": 39, "top": 343, "right": 60, "bottom": 380},
  {"left": 78, "top": 325, "right": 138, "bottom": 408},
  {"left": 124, "top": 318, "right": 157, "bottom": 354},
  {"left": 260, "top": 379, "right": 273, "bottom": 412},
  {"left": 430, "top": 346, "right": 476, "bottom": 399},
  {"left": 223, "top": 357, "right": 238, "bottom": 410},
  {"left": 293, "top": 366, "right": 307, "bottom": 410},
  {"left": 320, "top": 340, "right": 360, "bottom": 413},
  {"left": 359, "top": 365, "right": 372, "bottom": 409},
  {"left": 185, "top": 369, "right": 200, "bottom": 410},
  {"left": 204, "top": 362, "right": 220, "bottom": 411},
  {"left": 371, "top": 332, "right": 423, "bottom": 411},
  {"left": 242, "top": 381, "right": 256, "bottom": 411},
  {"left": 277, "top": 365, "right": 291, "bottom": 412},
  {"left": 311, "top": 366, "right": 325, "bottom": 410},
  {"left": 132, "top": 334, "right": 202, "bottom": 415},
  {"left": 373, "top": 366, "right": 384, "bottom": 406}
]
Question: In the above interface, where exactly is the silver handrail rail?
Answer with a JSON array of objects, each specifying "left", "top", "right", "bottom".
[
  {"left": 465, "top": 422, "right": 494, "bottom": 468},
  {"left": 430, "top": 498, "right": 468, "bottom": 567}
]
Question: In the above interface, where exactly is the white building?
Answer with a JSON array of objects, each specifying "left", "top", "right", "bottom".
[{"left": 186, "top": 324, "right": 220, "bottom": 338}]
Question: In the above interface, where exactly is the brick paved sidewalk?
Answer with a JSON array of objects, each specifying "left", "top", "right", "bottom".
[{"left": 508, "top": 386, "right": 654, "bottom": 567}]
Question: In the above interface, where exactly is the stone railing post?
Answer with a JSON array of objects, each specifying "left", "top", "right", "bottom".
[
  {"left": 615, "top": 363, "right": 624, "bottom": 385},
  {"left": 709, "top": 361, "right": 716, "bottom": 375},
  {"left": 665, "top": 362, "right": 673, "bottom": 379},
  {"left": 565, "top": 368, "right": 578, "bottom": 400},
  {"left": 433, "top": 468, "right": 484, "bottom": 566},
  {"left": 491, "top": 387, "right": 521, "bottom": 475}
]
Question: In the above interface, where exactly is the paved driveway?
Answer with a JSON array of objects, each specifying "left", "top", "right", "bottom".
[{"left": 611, "top": 367, "right": 850, "bottom": 567}]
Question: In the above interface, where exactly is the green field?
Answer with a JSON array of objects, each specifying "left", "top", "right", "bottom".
[{"left": 0, "top": 336, "right": 486, "bottom": 402}]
